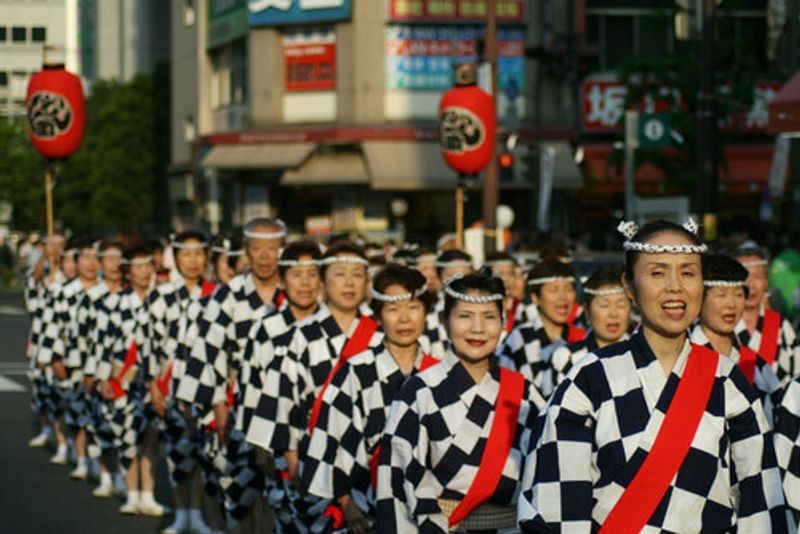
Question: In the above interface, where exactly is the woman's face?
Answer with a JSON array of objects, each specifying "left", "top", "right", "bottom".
[
  {"left": 128, "top": 259, "right": 154, "bottom": 291},
  {"left": 77, "top": 250, "right": 99, "bottom": 281},
  {"left": 491, "top": 262, "right": 516, "bottom": 296},
  {"left": 283, "top": 255, "right": 321, "bottom": 311},
  {"left": 214, "top": 253, "right": 234, "bottom": 284},
  {"left": 533, "top": 281, "right": 576, "bottom": 326},
  {"left": 700, "top": 286, "right": 746, "bottom": 337},
  {"left": 626, "top": 231, "right": 703, "bottom": 338},
  {"left": 61, "top": 254, "right": 77, "bottom": 279},
  {"left": 379, "top": 284, "right": 427, "bottom": 349},
  {"left": 588, "top": 287, "right": 631, "bottom": 345},
  {"left": 100, "top": 249, "right": 122, "bottom": 284},
  {"left": 736, "top": 255, "right": 768, "bottom": 309},
  {"left": 511, "top": 268, "right": 527, "bottom": 301},
  {"left": 175, "top": 241, "right": 207, "bottom": 282},
  {"left": 323, "top": 255, "right": 367, "bottom": 313},
  {"left": 415, "top": 257, "right": 440, "bottom": 291},
  {"left": 447, "top": 295, "right": 503, "bottom": 364}
]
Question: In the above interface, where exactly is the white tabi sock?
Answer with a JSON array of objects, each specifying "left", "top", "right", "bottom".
[
  {"left": 98, "top": 471, "right": 112, "bottom": 487},
  {"left": 125, "top": 490, "right": 140, "bottom": 506}
]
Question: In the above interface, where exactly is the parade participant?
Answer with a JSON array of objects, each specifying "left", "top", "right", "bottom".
[
  {"left": 774, "top": 374, "right": 800, "bottom": 525},
  {"left": 734, "top": 246, "right": 800, "bottom": 383},
  {"left": 497, "top": 259, "right": 585, "bottom": 397},
  {"left": 691, "top": 254, "right": 782, "bottom": 423},
  {"left": 485, "top": 252, "right": 525, "bottom": 337},
  {"left": 177, "top": 218, "right": 286, "bottom": 532},
  {"left": 376, "top": 271, "right": 544, "bottom": 533},
  {"left": 388, "top": 248, "right": 416, "bottom": 267},
  {"left": 550, "top": 264, "right": 631, "bottom": 387},
  {"left": 138, "top": 231, "right": 215, "bottom": 533},
  {"left": 518, "top": 220, "right": 788, "bottom": 532},
  {"left": 414, "top": 247, "right": 441, "bottom": 291},
  {"left": 302, "top": 265, "right": 437, "bottom": 533},
  {"left": 210, "top": 235, "right": 235, "bottom": 284},
  {"left": 244, "top": 242, "right": 383, "bottom": 532},
  {"left": 421, "top": 249, "right": 474, "bottom": 359}
]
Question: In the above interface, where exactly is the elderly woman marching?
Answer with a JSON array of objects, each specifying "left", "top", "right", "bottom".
[
  {"left": 518, "top": 220, "right": 789, "bottom": 533},
  {"left": 377, "top": 270, "right": 545, "bottom": 533}
]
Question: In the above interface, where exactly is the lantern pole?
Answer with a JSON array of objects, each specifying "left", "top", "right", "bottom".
[
  {"left": 455, "top": 180, "right": 465, "bottom": 249},
  {"left": 482, "top": 0, "right": 499, "bottom": 254}
]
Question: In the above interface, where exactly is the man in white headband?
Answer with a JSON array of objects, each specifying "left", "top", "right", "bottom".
[{"left": 734, "top": 246, "right": 800, "bottom": 383}]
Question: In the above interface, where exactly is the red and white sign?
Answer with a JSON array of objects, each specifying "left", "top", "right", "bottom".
[
  {"left": 582, "top": 79, "right": 783, "bottom": 134},
  {"left": 283, "top": 29, "right": 336, "bottom": 92}
]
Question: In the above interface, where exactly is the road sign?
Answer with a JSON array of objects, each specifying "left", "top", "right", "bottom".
[{"left": 638, "top": 112, "right": 671, "bottom": 147}]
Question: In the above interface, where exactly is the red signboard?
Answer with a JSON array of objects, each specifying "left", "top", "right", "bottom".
[
  {"left": 582, "top": 79, "right": 783, "bottom": 134},
  {"left": 388, "top": 0, "right": 525, "bottom": 23},
  {"left": 284, "top": 32, "right": 336, "bottom": 92}
]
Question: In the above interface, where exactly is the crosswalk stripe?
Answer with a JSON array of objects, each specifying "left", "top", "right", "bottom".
[
  {"left": 0, "top": 374, "right": 25, "bottom": 392},
  {"left": 0, "top": 305, "right": 26, "bottom": 316}
]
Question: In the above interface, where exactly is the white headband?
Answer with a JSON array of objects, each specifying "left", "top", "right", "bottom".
[
  {"left": 172, "top": 241, "right": 207, "bottom": 250},
  {"left": 704, "top": 280, "right": 747, "bottom": 288},
  {"left": 618, "top": 218, "right": 708, "bottom": 254},
  {"left": 485, "top": 259, "right": 516, "bottom": 267},
  {"left": 527, "top": 276, "right": 575, "bottom": 286},
  {"left": 277, "top": 259, "right": 319, "bottom": 267},
  {"left": 62, "top": 248, "right": 78, "bottom": 256},
  {"left": 584, "top": 286, "right": 625, "bottom": 296},
  {"left": 319, "top": 256, "right": 369, "bottom": 266},
  {"left": 371, "top": 284, "right": 428, "bottom": 303},
  {"left": 122, "top": 255, "right": 154, "bottom": 266},
  {"left": 443, "top": 274, "right": 503, "bottom": 303},
  {"left": 243, "top": 220, "right": 287, "bottom": 240},
  {"left": 98, "top": 249, "right": 122, "bottom": 258},
  {"left": 739, "top": 259, "right": 768, "bottom": 267},
  {"left": 435, "top": 260, "right": 472, "bottom": 268}
]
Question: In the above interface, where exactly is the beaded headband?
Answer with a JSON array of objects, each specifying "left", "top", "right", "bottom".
[
  {"left": 172, "top": 241, "right": 207, "bottom": 250},
  {"left": 583, "top": 286, "right": 625, "bottom": 296},
  {"left": 435, "top": 260, "right": 472, "bottom": 268},
  {"left": 443, "top": 274, "right": 504, "bottom": 303},
  {"left": 703, "top": 280, "right": 747, "bottom": 288},
  {"left": 243, "top": 220, "right": 287, "bottom": 240},
  {"left": 277, "top": 259, "right": 319, "bottom": 267},
  {"left": 527, "top": 276, "right": 575, "bottom": 286},
  {"left": 617, "top": 218, "right": 708, "bottom": 254},
  {"left": 122, "top": 255, "right": 154, "bottom": 266},
  {"left": 371, "top": 284, "right": 428, "bottom": 303},
  {"left": 738, "top": 259, "right": 768, "bottom": 267},
  {"left": 319, "top": 255, "right": 369, "bottom": 266}
]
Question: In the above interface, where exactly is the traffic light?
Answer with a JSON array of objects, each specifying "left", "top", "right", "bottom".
[{"left": 499, "top": 151, "right": 514, "bottom": 183}]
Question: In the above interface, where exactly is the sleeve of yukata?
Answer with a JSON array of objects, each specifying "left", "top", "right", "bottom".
[
  {"left": 517, "top": 360, "right": 596, "bottom": 534},
  {"left": 776, "top": 319, "right": 800, "bottom": 384},
  {"left": 94, "top": 305, "right": 118, "bottom": 381},
  {"left": 774, "top": 377, "right": 800, "bottom": 526},
  {"left": 287, "top": 336, "right": 317, "bottom": 453},
  {"left": 496, "top": 326, "right": 522, "bottom": 373},
  {"left": 24, "top": 275, "right": 39, "bottom": 315},
  {"left": 376, "top": 378, "right": 448, "bottom": 534},
  {"left": 139, "top": 291, "right": 165, "bottom": 380},
  {"left": 36, "top": 286, "right": 67, "bottom": 365},
  {"left": 303, "top": 361, "right": 367, "bottom": 501},
  {"left": 178, "top": 286, "right": 233, "bottom": 408},
  {"left": 725, "top": 368, "right": 790, "bottom": 531},
  {"left": 82, "top": 299, "right": 103, "bottom": 377}
]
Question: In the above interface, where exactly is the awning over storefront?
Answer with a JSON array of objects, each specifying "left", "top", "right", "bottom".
[
  {"left": 769, "top": 70, "right": 800, "bottom": 135},
  {"left": 281, "top": 150, "right": 370, "bottom": 185},
  {"left": 202, "top": 143, "right": 315, "bottom": 169},
  {"left": 364, "top": 141, "right": 456, "bottom": 190}
]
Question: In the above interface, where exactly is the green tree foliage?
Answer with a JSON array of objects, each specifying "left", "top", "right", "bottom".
[{"left": 0, "top": 117, "right": 44, "bottom": 229}]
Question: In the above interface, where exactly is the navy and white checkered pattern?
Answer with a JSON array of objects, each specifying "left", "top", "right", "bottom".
[
  {"left": 302, "top": 346, "right": 437, "bottom": 527},
  {"left": 549, "top": 333, "right": 600, "bottom": 389},
  {"left": 419, "top": 297, "right": 448, "bottom": 360},
  {"left": 773, "top": 376, "right": 800, "bottom": 526},
  {"left": 735, "top": 306, "right": 800, "bottom": 385},
  {"left": 496, "top": 320, "right": 567, "bottom": 398},
  {"left": 375, "top": 352, "right": 544, "bottom": 533},
  {"left": 518, "top": 331, "right": 789, "bottom": 533}
]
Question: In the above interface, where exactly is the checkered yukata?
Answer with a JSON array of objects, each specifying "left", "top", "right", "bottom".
[
  {"left": 734, "top": 305, "right": 800, "bottom": 385},
  {"left": 518, "top": 331, "right": 789, "bottom": 533},
  {"left": 773, "top": 376, "right": 800, "bottom": 526},
  {"left": 376, "top": 352, "right": 545, "bottom": 533}
]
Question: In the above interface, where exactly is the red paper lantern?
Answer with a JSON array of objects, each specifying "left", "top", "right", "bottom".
[
  {"left": 439, "top": 84, "right": 496, "bottom": 176},
  {"left": 26, "top": 67, "right": 85, "bottom": 159}
]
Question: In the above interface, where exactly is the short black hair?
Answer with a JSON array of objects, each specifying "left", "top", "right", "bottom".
[
  {"left": 435, "top": 249, "right": 472, "bottom": 279},
  {"left": 278, "top": 240, "right": 322, "bottom": 278},
  {"left": 174, "top": 230, "right": 207, "bottom": 246},
  {"left": 583, "top": 264, "right": 625, "bottom": 307},
  {"left": 703, "top": 253, "right": 749, "bottom": 298},
  {"left": 623, "top": 220, "right": 704, "bottom": 282},
  {"left": 413, "top": 247, "right": 436, "bottom": 261},
  {"left": 484, "top": 251, "right": 517, "bottom": 268},
  {"left": 320, "top": 242, "right": 367, "bottom": 279},
  {"left": 98, "top": 239, "right": 124, "bottom": 254},
  {"left": 370, "top": 265, "right": 433, "bottom": 317},
  {"left": 67, "top": 236, "right": 96, "bottom": 259},
  {"left": 121, "top": 243, "right": 153, "bottom": 276},
  {"left": 733, "top": 245, "right": 768, "bottom": 261},
  {"left": 443, "top": 269, "right": 505, "bottom": 319},
  {"left": 527, "top": 259, "right": 576, "bottom": 297}
]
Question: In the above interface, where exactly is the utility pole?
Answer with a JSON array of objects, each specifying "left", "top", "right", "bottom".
[
  {"left": 696, "top": 0, "right": 718, "bottom": 239},
  {"left": 482, "top": 0, "right": 499, "bottom": 253}
]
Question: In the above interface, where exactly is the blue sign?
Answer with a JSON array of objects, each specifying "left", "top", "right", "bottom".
[{"left": 248, "top": 0, "right": 351, "bottom": 26}]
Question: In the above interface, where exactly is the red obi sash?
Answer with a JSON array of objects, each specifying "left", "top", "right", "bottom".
[
  {"left": 505, "top": 299, "right": 520, "bottom": 334},
  {"left": 738, "top": 346, "right": 758, "bottom": 384},
  {"left": 109, "top": 340, "right": 139, "bottom": 399},
  {"left": 759, "top": 309, "right": 781, "bottom": 365}
]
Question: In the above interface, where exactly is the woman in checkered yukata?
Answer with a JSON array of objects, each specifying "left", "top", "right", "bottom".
[
  {"left": 518, "top": 220, "right": 790, "bottom": 533},
  {"left": 376, "top": 270, "right": 546, "bottom": 533}
]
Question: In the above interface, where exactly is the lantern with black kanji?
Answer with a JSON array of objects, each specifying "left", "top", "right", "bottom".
[
  {"left": 26, "top": 66, "right": 85, "bottom": 160},
  {"left": 439, "top": 64, "right": 496, "bottom": 177}
]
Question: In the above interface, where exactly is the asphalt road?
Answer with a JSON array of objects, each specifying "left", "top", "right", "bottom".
[{"left": 0, "top": 291, "right": 173, "bottom": 533}]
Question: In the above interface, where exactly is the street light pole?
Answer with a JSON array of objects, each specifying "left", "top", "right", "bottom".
[
  {"left": 696, "top": 0, "right": 718, "bottom": 239},
  {"left": 482, "top": 0, "right": 499, "bottom": 253}
]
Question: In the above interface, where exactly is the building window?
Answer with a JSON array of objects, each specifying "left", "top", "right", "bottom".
[
  {"left": 209, "top": 38, "right": 248, "bottom": 110},
  {"left": 31, "top": 27, "right": 46, "bottom": 42},
  {"left": 0, "top": 72, "right": 7, "bottom": 87},
  {"left": 0, "top": 27, "right": 7, "bottom": 42},
  {"left": 12, "top": 27, "right": 26, "bottom": 43},
  {"left": 183, "top": 0, "right": 195, "bottom": 26}
]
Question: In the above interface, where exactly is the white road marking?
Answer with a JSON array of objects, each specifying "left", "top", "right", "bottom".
[
  {"left": 0, "top": 305, "right": 26, "bottom": 316},
  {"left": 0, "top": 362, "right": 30, "bottom": 376},
  {"left": 0, "top": 374, "right": 25, "bottom": 392}
]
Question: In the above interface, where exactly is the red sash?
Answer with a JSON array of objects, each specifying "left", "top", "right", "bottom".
[
  {"left": 200, "top": 280, "right": 217, "bottom": 298},
  {"left": 448, "top": 368, "right": 525, "bottom": 528},
  {"left": 567, "top": 303, "right": 581, "bottom": 325},
  {"left": 505, "top": 299, "right": 520, "bottom": 334},
  {"left": 598, "top": 344, "right": 719, "bottom": 534},
  {"left": 307, "top": 316, "right": 379, "bottom": 434},
  {"left": 156, "top": 362, "right": 172, "bottom": 396},
  {"left": 275, "top": 290, "right": 285, "bottom": 309},
  {"left": 759, "top": 309, "right": 781, "bottom": 365},
  {"left": 567, "top": 325, "right": 587, "bottom": 343},
  {"left": 109, "top": 340, "right": 139, "bottom": 399},
  {"left": 738, "top": 346, "right": 758, "bottom": 384}
]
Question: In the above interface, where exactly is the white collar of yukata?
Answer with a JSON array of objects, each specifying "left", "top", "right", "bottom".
[
  {"left": 583, "top": 285, "right": 625, "bottom": 296},
  {"left": 277, "top": 258, "right": 319, "bottom": 267},
  {"left": 371, "top": 284, "right": 428, "bottom": 303},
  {"left": 122, "top": 255, "right": 154, "bottom": 266},
  {"left": 738, "top": 259, "right": 768, "bottom": 267},
  {"left": 171, "top": 240, "right": 207, "bottom": 250},
  {"left": 319, "top": 256, "right": 369, "bottom": 266},
  {"left": 618, "top": 218, "right": 708, "bottom": 254},
  {"left": 703, "top": 280, "right": 747, "bottom": 288},
  {"left": 243, "top": 220, "right": 287, "bottom": 240},
  {"left": 527, "top": 276, "right": 574, "bottom": 286},
  {"left": 443, "top": 275, "right": 503, "bottom": 304}
]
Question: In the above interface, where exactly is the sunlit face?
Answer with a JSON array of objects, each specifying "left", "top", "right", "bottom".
[
  {"left": 415, "top": 256, "right": 440, "bottom": 291},
  {"left": 439, "top": 264, "right": 473, "bottom": 284},
  {"left": 128, "top": 258, "right": 154, "bottom": 291},
  {"left": 100, "top": 249, "right": 122, "bottom": 284},
  {"left": 152, "top": 248, "right": 164, "bottom": 269},
  {"left": 379, "top": 284, "right": 427, "bottom": 348},
  {"left": 447, "top": 295, "right": 503, "bottom": 364},
  {"left": 511, "top": 268, "right": 527, "bottom": 301},
  {"left": 234, "top": 254, "right": 249, "bottom": 274},
  {"left": 323, "top": 255, "right": 367, "bottom": 313},
  {"left": 490, "top": 262, "right": 516, "bottom": 297},
  {"left": 736, "top": 255, "right": 768, "bottom": 309},
  {"left": 701, "top": 286, "right": 746, "bottom": 337},
  {"left": 587, "top": 286, "right": 631, "bottom": 345},
  {"left": 175, "top": 240, "right": 207, "bottom": 282},
  {"left": 625, "top": 231, "right": 703, "bottom": 338},
  {"left": 77, "top": 249, "right": 99, "bottom": 282},
  {"left": 533, "top": 280, "right": 577, "bottom": 327},
  {"left": 46, "top": 235, "right": 65, "bottom": 258},
  {"left": 61, "top": 253, "right": 77, "bottom": 279},
  {"left": 246, "top": 225, "right": 281, "bottom": 281},
  {"left": 214, "top": 253, "right": 234, "bottom": 284},
  {"left": 282, "top": 255, "right": 321, "bottom": 311}
]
